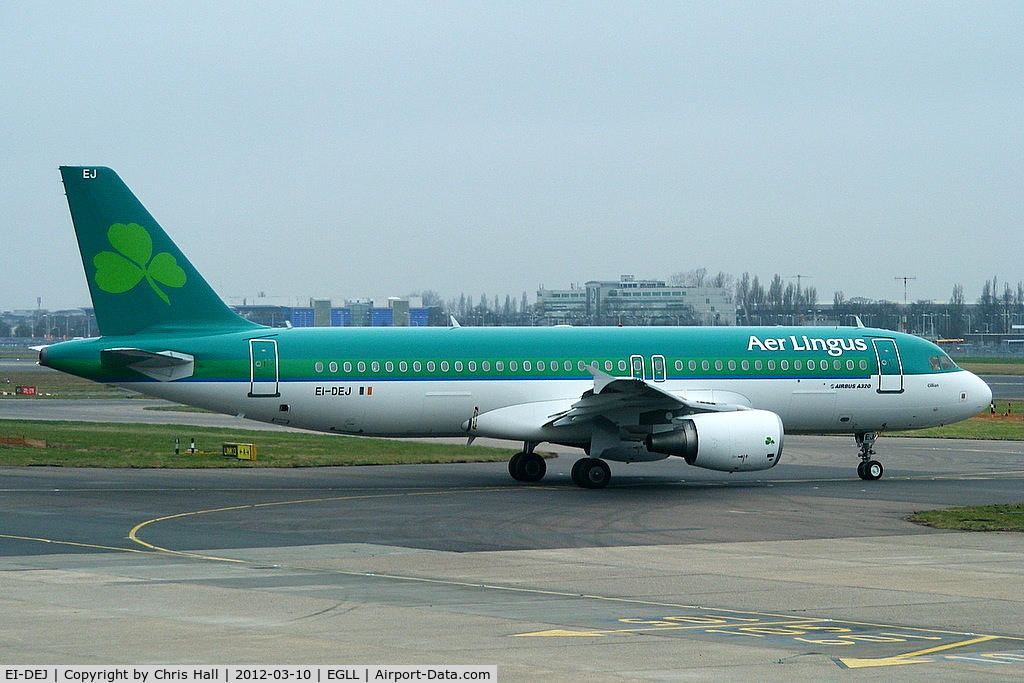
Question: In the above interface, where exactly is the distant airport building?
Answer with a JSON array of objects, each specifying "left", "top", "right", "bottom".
[
  {"left": 232, "top": 297, "right": 437, "bottom": 328},
  {"left": 536, "top": 275, "right": 735, "bottom": 326}
]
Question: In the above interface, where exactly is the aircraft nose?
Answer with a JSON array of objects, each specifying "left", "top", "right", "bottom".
[{"left": 964, "top": 371, "right": 992, "bottom": 414}]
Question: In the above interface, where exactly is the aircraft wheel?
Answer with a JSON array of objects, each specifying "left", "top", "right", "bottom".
[
  {"left": 516, "top": 452, "right": 546, "bottom": 482},
  {"left": 857, "top": 461, "right": 869, "bottom": 480},
  {"left": 572, "top": 458, "right": 611, "bottom": 489},
  {"left": 508, "top": 452, "right": 526, "bottom": 481},
  {"left": 863, "top": 459, "right": 883, "bottom": 480},
  {"left": 570, "top": 458, "right": 586, "bottom": 485}
]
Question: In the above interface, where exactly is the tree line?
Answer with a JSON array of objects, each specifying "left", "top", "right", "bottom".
[
  {"left": 435, "top": 273, "right": 1024, "bottom": 336},
  {"left": 737, "top": 275, "right": 1023, "bottom": 337}
]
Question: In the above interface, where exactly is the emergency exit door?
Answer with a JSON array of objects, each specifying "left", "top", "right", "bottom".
[{"left": 629, "top": 354, "right": 668, "bottom": 382}]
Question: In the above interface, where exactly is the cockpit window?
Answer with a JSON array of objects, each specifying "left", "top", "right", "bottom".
[{"left": 929, "top": 354, "right": 958, "bottom": 371}]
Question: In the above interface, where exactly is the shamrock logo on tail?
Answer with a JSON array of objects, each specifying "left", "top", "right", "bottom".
[{"left": 93, "top": 223, "right": 186, "bottom": 304}]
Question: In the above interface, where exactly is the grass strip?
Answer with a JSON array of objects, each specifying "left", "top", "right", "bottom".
[
  {"left": 1, "top": 370, "right": 126, "bottom": 398},
  {"left": 893, "top": 399, "right": 1024, "bottom": 440},
  {"left": 0, "top": 419, "right": 513, "bottom": 468},
  {"left": 908, "top": 504, "right": 1024, "bottom": 532},
  {"left": 957, "top": 358, "right": 1024, "bottom": 376}
]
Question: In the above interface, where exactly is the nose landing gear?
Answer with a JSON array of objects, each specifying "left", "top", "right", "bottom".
[{"left": 855, "top": 431, "right": 884, "bottom": 480}]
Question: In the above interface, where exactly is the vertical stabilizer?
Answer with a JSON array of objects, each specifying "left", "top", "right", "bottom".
[{"left": 60, "top": 166, "right": 260, "bottom": 336}]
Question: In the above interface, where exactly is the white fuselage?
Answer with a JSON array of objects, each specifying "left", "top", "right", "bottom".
[{"left": 127, "top": 367, "right": 991, "bottom": 441}]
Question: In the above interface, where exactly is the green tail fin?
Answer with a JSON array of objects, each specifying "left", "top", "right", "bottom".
[{"left": 60, "top": 166, "right": 261, "bottom": 336}]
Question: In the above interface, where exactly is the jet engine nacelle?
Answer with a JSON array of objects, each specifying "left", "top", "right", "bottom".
[{"left": 645, "top": 409, "right": 783, "bottom": 472}]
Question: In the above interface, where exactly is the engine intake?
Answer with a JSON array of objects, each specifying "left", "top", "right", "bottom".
[{"left": 646, "top": 409, "right": 783, "bottom": 472}]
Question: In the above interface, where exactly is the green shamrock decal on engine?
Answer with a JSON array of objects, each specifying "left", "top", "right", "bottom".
[{"left": 93, "top": 223, "right": 186, "bottom": 305}]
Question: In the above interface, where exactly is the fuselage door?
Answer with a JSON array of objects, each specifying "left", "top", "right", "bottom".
[
  {"left": 249, "top": 338, "right": 280, "bottom": 398},
  {"left": 630, "top": 354, "right": 646, "bottom": 380},
  {"left": 872, "top": 338, "right": 903, "bottom": 393},
  {"left": 652, "top": 354, "right": 667, "bottom": 382}
]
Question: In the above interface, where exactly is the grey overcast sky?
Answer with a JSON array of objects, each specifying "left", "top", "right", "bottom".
[{"left": 3, "top": 1, "right": 1022, "bottom": 310}]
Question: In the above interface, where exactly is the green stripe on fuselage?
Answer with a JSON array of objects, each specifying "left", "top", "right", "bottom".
[{"left": 41, "top": 325, "right": 960, "bottom": 385}]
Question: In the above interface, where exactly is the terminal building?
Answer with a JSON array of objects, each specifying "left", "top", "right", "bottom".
[{"left": 536, "top": 275, "right": 736, "bottom": 326}]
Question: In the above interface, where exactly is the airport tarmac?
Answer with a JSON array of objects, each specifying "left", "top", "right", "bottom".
[{"left": 1, "top": 393, "right": 1023, "bottom": 679}]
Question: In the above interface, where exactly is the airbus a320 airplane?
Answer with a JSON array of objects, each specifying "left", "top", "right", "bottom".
[{"left": 40, "top": 167, "right": 992, "bottom": 488}]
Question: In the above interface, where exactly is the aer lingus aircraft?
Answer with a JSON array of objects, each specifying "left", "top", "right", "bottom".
[{"left": 40, "top": 167, "right": 992, "bottom": 487}]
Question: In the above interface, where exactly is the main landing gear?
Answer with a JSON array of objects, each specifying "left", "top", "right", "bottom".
[
  {"left": 570, "top": 457, "right": 611, "bottom": 489},
  {"left": 855, "top": 431, "right": 884, "bottom": 481},
  {"left": 506, "top": 445, "right": 612, "bottom": 489},
  {"left": 508, "top": 446, "right": 546, "bottom": 483}
]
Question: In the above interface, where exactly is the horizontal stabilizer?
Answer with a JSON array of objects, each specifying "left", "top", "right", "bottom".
[{"left": 100, "top": 348, "right": 195, "bottom": 381}]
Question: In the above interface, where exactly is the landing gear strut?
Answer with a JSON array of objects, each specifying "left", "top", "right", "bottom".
[
  {"left": 855, "top": 432, "right": 884, "bottom": 481},
  {"left": 508, "top": 443, "right": 545, "bottom": 483}
]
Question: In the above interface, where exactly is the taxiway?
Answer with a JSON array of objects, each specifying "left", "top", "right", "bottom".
[{"left": 1, "top": 402, "right": 1023, "bottom": 678}]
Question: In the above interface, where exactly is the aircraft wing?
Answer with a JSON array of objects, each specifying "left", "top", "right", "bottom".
[
  {"left": 465, "top": 368, "right": 754, "bottom": 451},
  {"left": 545, "top": 368, "right": 749, "bottom": 430}
]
